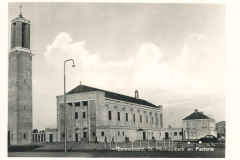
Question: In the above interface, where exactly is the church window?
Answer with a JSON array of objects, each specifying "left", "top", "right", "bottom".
[
  {"left": 24, "top": 134, "right": 26, "bottom": 138},
  {"left": 140, "top": 115, "right": 142, "bottom": 123},
  {"left": 108, "top": 111, "right": 112, "bottom": 120},
  {"left": 126, "top": 113, "right": 128, "bottom": 121},
  {"left": 118, "top": 131, "right": 120, "bottom": 136},
  {"left": 101, "top": 132, "right": 104, "bottom": 136},
  {"left": 75, "top": 112, "right": 78, "bottom": 119},
  {"left": 83, "top": 112, "right": 86, "bottom": 118},
  {"left": 83, "top": 101, "right": 88, "bottom": 106},
  {"left": 152, "top": 117, "right": 154, "bottom": 124},
  {"left": 75, "top": 102, "right": 80, "bottom": 107},
  {"left": 146, "top": 116, "right": 148, "bottom": 123},
  {"left": 123, "top": 131, "right": 124, "bottom": 136},
  {"left": 118, "top": 112, "right": 120, "bottom": 121},
  {"left": 133, "top": 114, "right": 135, "bottom": 122}
]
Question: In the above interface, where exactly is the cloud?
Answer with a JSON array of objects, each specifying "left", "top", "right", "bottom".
[
  {"left": 44, "top": 32, "right": 223, "bottom": 97},
  {"left": 176, "top": 33, "right": 210, "bottom": 68}
]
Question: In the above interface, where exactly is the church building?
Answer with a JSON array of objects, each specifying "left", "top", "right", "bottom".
[
  {"left": 8, "top": 10, "right": 33, "bottom": 145},
  {"left": 56, "top": 85, "right": 164, "bottom": 142}
]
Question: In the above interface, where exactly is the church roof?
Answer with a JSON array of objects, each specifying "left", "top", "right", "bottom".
[
  {"left": 183, "top": 111, "right": 211, "bottom": 120},
  {"left": 67, "top": 85, "right": 158, "bottom": 108}
]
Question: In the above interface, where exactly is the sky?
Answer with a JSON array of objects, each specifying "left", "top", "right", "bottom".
[{"left": 8, "top": 3, "right": 225, "bottom": 130}]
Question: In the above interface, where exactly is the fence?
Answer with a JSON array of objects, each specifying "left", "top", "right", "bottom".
[{"left": 103, "top": 139, "right": 176, "bottom": 149}]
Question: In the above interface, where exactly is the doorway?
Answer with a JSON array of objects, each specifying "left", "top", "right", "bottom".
[
  {"left": 143, "top": 132, "right": 146, "bottom": 140},
  {"left": 165, "top": 132, "right": 169, "bottom": 139},
  {"left": 76, "top": 133, "right": 78, "bottom": 142},
  {"left": 83, "top": 132, "right": 87, "bottom": 138},
  {"left": 49, "top": 134, "right": 53, "bottom": 142}
]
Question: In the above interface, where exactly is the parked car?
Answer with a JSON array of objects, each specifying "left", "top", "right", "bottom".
[{"left": 198, "top": 135, "right": 218, "bottom": 143}]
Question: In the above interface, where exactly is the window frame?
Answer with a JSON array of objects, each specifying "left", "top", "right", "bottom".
[
  {"left": 108, "top": 111, "right": 112, "bottom": 120},
  {"left": 83, "top": 112, "right": 86, "bottom": 119},
  {"left": 75, "top": 112, "right": 78, "bottom": 119},
  {"left": 118, "top": 112, "right": 121, "bottom": 121}
]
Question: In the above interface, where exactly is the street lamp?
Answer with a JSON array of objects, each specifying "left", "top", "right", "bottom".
[{"left": 64, "top": 59, "right": 75, "bottom": 152}]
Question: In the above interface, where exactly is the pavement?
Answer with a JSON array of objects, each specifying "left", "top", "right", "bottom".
[{"left": 8, "top": 140, "right": 225, "bottom": 158}]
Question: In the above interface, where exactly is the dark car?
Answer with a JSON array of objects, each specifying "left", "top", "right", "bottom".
[{"left": 198, "top": 135, "right": 218, "bottom": 143}]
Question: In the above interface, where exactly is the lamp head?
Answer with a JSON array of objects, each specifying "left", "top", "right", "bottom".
[{"left": 72, "top": 64, "right": 76, "bottom": 68}]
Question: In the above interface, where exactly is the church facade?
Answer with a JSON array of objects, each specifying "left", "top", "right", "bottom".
[
  {"left": 56, "top": 85, "right": 164, "bottom": 142},
  {"left": 8, "top": 11, "right": 33, "bottom": 145}
]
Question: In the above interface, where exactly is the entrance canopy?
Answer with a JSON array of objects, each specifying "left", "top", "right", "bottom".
[{"left": 137, "top": 128, "right": 145, "bottom": 131}]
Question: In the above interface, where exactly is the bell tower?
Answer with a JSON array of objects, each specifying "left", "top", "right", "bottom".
[{"left": 8, "top": 5, "right": 33, "bottom": 145}]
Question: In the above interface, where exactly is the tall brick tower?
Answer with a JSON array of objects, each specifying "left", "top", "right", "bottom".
[{"left": 8, "top": 8, "right": 32, "bottom": 145}]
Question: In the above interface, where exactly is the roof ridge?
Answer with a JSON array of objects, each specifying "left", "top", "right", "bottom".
[{"left": 67, "top": 84, "right": 158, "bottom": 108}]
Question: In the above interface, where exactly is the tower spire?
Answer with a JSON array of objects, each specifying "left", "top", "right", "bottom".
[{"left": 19, "top": 3, "right": 23, "bottom": 18}]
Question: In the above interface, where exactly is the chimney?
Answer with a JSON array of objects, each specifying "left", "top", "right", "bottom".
[
  {"left": 194, "top": 109, "right": 198, "bottom": 113},
  {"left": 135, "top": 90, "right": 139, "bottom": 99}
]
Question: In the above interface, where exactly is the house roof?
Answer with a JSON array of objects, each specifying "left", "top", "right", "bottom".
[
  {"left": 183, "top": 112, "right": 211, "bottom": 120},
  {"left": 67, "top": 85, "right": 158, "bottom": 108}
]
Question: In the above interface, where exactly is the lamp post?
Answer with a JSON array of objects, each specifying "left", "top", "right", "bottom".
[{"left": 64, "top": 59, "right": 75, "bottom": 152}]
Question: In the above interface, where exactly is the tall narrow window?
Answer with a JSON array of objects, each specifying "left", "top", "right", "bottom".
[
  {"left": 83, "top": 112, "right": 86, "bottom": 118},
  {"left": 146, "top": 116, "right": 148, "bottom": 123},
  {"left": 152, "top": 117, "right": 154, "bottom": 124},
  {"left": 75, "top": 112, "right": 78, "bottom": 119},
  {"left": 123, "top": 132, "right": 124, "bottom": 136},
  {"left": 118, "top": 112, "right": 120, "bottom": 121},
  {"left": 126, "top": 113, "right": 128, "bottom": 121},
  {"left": 133, "top": 114, "right": 135, "bottom": 122},
  {"left": 118, "top": 131, "right": 120, "bottom": 136},
  {"left": 92, "top": 132, "right": 96, "bottom": 137},
  {"left": 108, "top": 111, "right": 112, "bottom": 120},
  {"left": 140, "top": 115, "right": 142, "bottom": 123},
  {"left": 23, "top": 134, "right": 26, "bottom": 138},
  {"left": 101, "top": 132, "right": 104, "bottom": 136}
]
